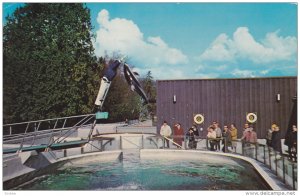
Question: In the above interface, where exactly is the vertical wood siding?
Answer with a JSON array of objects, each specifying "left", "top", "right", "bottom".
[{"left": 156, "top": 77, "right": 297, "bottom": 138}]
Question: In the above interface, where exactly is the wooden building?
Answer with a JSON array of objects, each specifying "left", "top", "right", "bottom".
[{"left": 156, "top": 77, "right": 297, "bottom": 138}]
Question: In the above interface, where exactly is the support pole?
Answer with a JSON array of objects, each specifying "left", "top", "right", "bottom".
[
  {"left": 275, "top": 151, "right": 278, "bottom": 175},
  {"left": 282, "top": 156, "right": 285, "bottom": 183},
  {"left": 292, "top": 163, "right": 295, "bottom": 190},
  {"left": 263, "top": 145, "right": 266, "bottom": 164},
  {"left": 120, "top": 136, "right": 122, "bottom": 150}
]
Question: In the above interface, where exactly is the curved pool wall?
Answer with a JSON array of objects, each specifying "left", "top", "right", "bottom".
[
  {"left": 141, "top": 149, "right": 287, "bottom": 190},
  {"left": 3, "top": 150, "right": 122, "bottom": 190},
  {"left": 15, "top": 151, "right": 270, "bottom": 190},
  {"left": 4, "top": 148, "right": 288, "bottom": 190}
]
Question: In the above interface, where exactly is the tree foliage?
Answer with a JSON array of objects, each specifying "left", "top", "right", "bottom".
[
  {"left": 141, "top": 71, "right": 156, "bottom": 118},
  {"left": 3, "top": 3, "right": 155, "bottom": 124},
  {"left": 100, "top": 60, "right": 143, "bottom": 122},
  {"left": 3, "top": 3, "right": 98, "bottom": 123}
]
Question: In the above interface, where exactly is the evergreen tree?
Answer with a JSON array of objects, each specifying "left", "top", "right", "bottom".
[
  {"left": 3, "top": 3, "right": 146, "bottom": 124},
  {"left": 3, "top": 3, "right": 98, "bottom": 123},
  {"left": 101, "top": 60, "right": 143, "bottom": 122},
  {"left": 141, "top": 71, "right": 156, "bottom": 118}
]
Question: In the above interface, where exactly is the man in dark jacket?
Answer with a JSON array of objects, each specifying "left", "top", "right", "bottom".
[
  {"left": 271, "top": 125, "right": 282, "bottom": 153},
  {"left": 186, "top": 128, "right": 197, "bottom": 149},
  {"left": 285, "top": 125, "right": 297, "bottom": 161},
  {"left": 222, "top": 125, "right": 232, "bottom": 153}
]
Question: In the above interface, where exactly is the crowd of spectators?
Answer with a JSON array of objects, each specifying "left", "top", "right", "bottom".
[{"left": 159, "top": 120, "right": 297, "bottom": 162}]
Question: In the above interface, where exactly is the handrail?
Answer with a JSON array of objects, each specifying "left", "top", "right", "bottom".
[
  {"left": 48, "top": 114, "right": 95, "bottom": 146},
  {"left": 3, "top": 113, "right": 95, "bottom": 127},
  {"left": 121, "top": 136, "right": 141, "bottom": 149},
  {"left": 3, "top": 126, "right": 297, "bottom": 190},
  {"left": 3, "top": 113, "right": 95, "bottom": 138},
  {"left": 3, "top": 125, "right": 92, "bottom": 142},
  {"left": 3, "top": 113, "right": 95, "bottom": 155}
]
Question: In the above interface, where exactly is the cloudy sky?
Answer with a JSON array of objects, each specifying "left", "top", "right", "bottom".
[{"left": 3, "top": 2, "right": 298, "bottom": 79}]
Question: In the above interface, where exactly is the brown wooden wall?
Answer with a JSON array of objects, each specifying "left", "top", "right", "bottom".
[{"left": 156, "top": 77, "right": 297, "bottom": 139}]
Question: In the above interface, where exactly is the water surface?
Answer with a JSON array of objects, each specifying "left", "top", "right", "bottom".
[{"left": 16, "top": 156, "right": 270, "bottom": 190}]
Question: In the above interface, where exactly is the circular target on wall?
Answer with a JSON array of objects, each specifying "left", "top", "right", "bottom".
[
  {"left": 194, "top": 114, "right": 204, "bottom": 124},
  {"left": 246, "top": 112, "right": 257, "bottom": 123}
]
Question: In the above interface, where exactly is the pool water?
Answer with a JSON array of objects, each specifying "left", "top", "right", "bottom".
[{"left": 16, "top": 156, "right": 270, "bottom": 190}]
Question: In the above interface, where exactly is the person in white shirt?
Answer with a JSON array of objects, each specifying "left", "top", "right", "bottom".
[
  {"left": 160, "top": 120, "right": 172, "bottom": 148},
  {"left": 207, "top": 126, "right": 217, "bottom": 151},
  {"left": 213, "top": 121, "right": 222, "bottom": 151}
]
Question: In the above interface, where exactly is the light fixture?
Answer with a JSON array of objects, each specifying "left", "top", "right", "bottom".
[
  {"left": 277, "top": 94, "right": 280, "bottom": 102},
  {"left": 173, "top": 95, "right": 176, "bottom": 103}
]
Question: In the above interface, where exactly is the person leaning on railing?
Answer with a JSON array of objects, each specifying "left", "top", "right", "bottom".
[
  {"left": 284, "top": 125, "right": 297, "bottom": 162},
  {"left": 160, "top": 120, "right": 172, "bottom": 148},
  {"left": 207, "top": 126, "right": 217, "bottom": 151},
  {"left": 241, "top": 123, "right": 257, "bottom": 143},
  {"left": 230, "top": 123, "right": 238, "bottom": 152},
  {"left": 241, "top": 123, "right": 257, "bottom": 157},
  {"left": 173, "top": 123, "right": 184, "bottom": 148},
  {"left": 186, "top": 128, "right": 197, "bottom": 149},
  {"left": 213, "top": 121, "right": 222, "bottom": 151},
  {"left": 266, "top": 124, "right": 276, "bottom": 147},
  {"left": 222, "top": 125, "right": 232, "bottom": 153},
  {"left": 271, "top": 125, "right": 282, "bottom": 154}
]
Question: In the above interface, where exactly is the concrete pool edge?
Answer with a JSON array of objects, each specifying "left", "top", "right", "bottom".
[
  {"left": 4, "top": 149, "right": 290, "bottom": 190},
  {"left": 3, "top": 150, "right": 122, "bottom": 190},
  {"left": 140, "top": 149, "right": 288, "bottom": 191}
]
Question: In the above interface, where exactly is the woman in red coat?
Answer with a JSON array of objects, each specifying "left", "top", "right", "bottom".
[{"left": 173, "top": 123, "right": 184, "bottom": 148}]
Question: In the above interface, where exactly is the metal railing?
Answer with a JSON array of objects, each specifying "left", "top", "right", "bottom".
[
  {"left": 146, "top": 135, "right": 297, "bottom": 190},
  {"left": 3, "top": 114, "right": 95, "bottom": 137},
  {"left": 3, "top": 123, "right": 297, "bottom": 190},
  {"left": 90, "top": 134, "right": 298, "bottom": 190},
  {"left": 3, "top": 114, "right": 96, "bottom": 153}
]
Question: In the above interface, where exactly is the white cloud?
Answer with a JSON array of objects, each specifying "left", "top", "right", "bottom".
[
  {"left": 95, "top": 9, "right": 188, "bottom": 67},
  {"left": 199, "top": 27, "right": 297, "bottom": 64},
  {"left": 199, "top": 33, "right": 236, "bottom": 62},
  {"left": 196, "top": 73, "right": 220, "bottom": 79},
  {"left": 215, "top": 64, "right": 228, "bottom": 71},
  {"left": 232, "top": 69, "right": 255, "bottom": 78},
  {"left": 260, "top": 70, "right": 270, "bottom": 75}
]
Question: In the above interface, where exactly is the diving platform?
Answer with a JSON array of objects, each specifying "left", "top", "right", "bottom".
[{"left": 3, "top": 139, "right": 89, "bottom": 154}]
